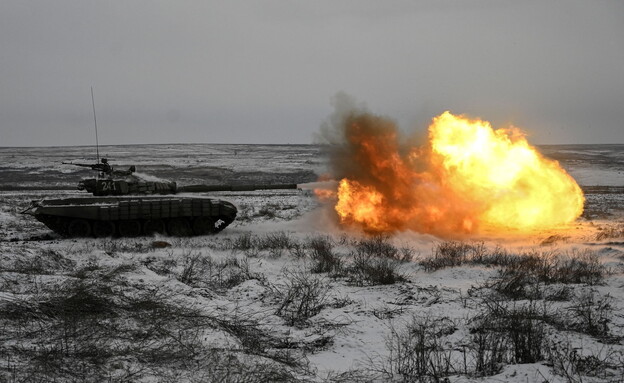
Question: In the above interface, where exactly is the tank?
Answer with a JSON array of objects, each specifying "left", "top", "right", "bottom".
[{"left": 22, "top": 159, "right": 298, "bottom": 238}]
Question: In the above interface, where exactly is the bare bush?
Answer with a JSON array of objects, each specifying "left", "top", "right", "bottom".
[
  {"left": 231, "top": 232, "right": 296, "bottom": 257},
  {"left": 497, "top": 250, "right": 605, "bottom": 295},
  {"left": 0, "top": 278, "right": 202, "bottom": 382},
  {"left": 308, "top": 236, "right": 341, "bottom": 274},
  {"left": 288, "top": 242, "right": 307, "bottom": 258},
  {"left": 347, "top": 248, "right": 406, "bottom": 286},
  {"left": 177, "top": 250, "right": 255, "bottom": 291},
  {"left": 0, "top": 268, "right": 308, "bottom": 382},
  {"left": 231, "top": 232, "right": 259, "bottom": 256},
  {"left": 274, "top": 269, "right": 330, "bottom": 326},
  {"left": 478, "top": 249, "right": 606, "bottom": 301},
  {"left": 143, "top": 255, "right": 177, "bottom": 276},
  {"left": 177, "top": 250, "right": 209, "bottom": 285},
  {"left": 256, "top": 203, "right": 279, "bottom": 219},
  {"left": 323, "top": 369, "right": 378, "bottom": 383},
  {"left": 551, "top": 250, "right": 605, "bottom": 285},
  {"left": 356, "top": 235, "right": 399, "bottom": 259},
  {"left": 490, "top": 273, "right": 541, "bottom": 300},
  {"left": 257, "top": 231, "right": 295, "bottom": 257},
  {"left": 543, "top": 284, "right": 575, "bottom": 302},
  {"left": 420, "top": 241, "right": 487, "bottom": 271},
  {"left": 559, "top": 289, "right": 613, "bottom": 338},
  {"left": 420, "top": 243, "right": 605, "bottom": 289},
  {"left": 469, "top": 298, "right": 549, "bottom": 376},
  {"left": 374, "top": 315, "right": 457, "bottom": 382},
  {"left": 328, "top": 235, "right": 410, "bottom": 286},
  {"left": 547, "top": 339, "right": 624, "bottom": 382},
  {"left": 397, "top": 246, "right": 417, "bottom": 262}
]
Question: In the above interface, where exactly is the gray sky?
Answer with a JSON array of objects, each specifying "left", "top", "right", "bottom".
[{"left": 1, "top": 0, "right": 623, "bottom": 147}]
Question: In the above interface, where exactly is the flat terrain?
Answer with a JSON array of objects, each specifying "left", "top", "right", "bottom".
[{"left": 1, "top": 144, "right": 623, "bottom": 382}]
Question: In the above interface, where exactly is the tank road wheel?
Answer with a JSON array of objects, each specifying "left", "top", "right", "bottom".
[
  {"left": 93, "top": 221, "right": 116, "bottom": 238},
  {"left": 167, "top": 218, "right": 192, "bottom": 237},
  {"left": 144, "top": 219, "right": 166, "bottom": 235},
  {"left": 67, "top": 219, "right": 92, "bottom": 237},
  {"left": 118, "top": 220, "right": 142, "bottom": 237},
  {"left": 192, "top": 217, "right": 215, "bottom": 235}
]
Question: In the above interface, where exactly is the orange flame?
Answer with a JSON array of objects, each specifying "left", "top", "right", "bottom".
[{"left": 320, "top": 110, "right": 584, "bottom": 236}]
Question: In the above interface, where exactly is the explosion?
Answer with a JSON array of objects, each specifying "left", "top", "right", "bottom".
[{"left": 317, "top": 98, "right": 584, "bottom": 236}]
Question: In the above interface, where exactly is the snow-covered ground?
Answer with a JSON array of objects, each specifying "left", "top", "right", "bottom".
[{"left": 0, "top": 144, "right": 623, "bottom": 382}]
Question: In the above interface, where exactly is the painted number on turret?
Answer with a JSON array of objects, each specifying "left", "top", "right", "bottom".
[
  {"left": 215, "top": 219, "right": 225, "bottom": 228},
  {"left": 100, "top": 180, "right": 116, "bottom": 192}
]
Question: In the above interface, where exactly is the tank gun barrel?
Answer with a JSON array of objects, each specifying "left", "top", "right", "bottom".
[
  {"left": 62, "top": 162, "right": 94, "bottom": 168},
  {"left": 177, "top": 183, "right": 298, "bottom": 193},
  {"left": 62, "top": 159, "right": 112, "bottom": 174}
]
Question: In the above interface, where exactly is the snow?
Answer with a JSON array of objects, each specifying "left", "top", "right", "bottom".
[
  {"left": 568, "top": 167, "right": 624, "bottom": 186},
  {"left": 0, "top": 144, "right": 623, "bottom": 382}
]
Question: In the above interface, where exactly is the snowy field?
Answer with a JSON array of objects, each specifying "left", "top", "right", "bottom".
[{"left": 0, "top": 144, "right": 623, "bottom": 382}]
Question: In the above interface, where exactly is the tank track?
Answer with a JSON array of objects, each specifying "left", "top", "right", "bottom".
[
  {"left": 24, "top": 197, "right": 238, "bottom": 238},
  {"left": 35, "top": 213, "right": 235, "bottom": 238}
]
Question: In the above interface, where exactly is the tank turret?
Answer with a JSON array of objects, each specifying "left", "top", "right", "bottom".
[
  {"left": 76, "top": 176, "right": 296, "bottom": 196},
  {"left": 77, "top": 177, "right": 178, "bottom": 196},
  {"left": 68, "top": 160, "right": 297, "bottom": 197}
]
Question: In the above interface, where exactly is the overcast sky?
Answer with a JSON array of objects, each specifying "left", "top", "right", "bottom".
[{"left": 1, "top": 0, "right": 623, "bottom": 147}]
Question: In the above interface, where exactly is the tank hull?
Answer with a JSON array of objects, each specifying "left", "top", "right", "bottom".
[{"left": 23, "top": 196, "right": 237, "bottom": 237}]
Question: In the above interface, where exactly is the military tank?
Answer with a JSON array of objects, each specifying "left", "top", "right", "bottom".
[{"left": 22, "top": 159, "right": 298, "bottom": 238}]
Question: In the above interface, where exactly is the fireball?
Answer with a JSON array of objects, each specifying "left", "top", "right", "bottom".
[
  {"left": 429, "top": 112, "right": 584, "bottom": 230},
  {"left": 321, "top": 110, "right": 584, "bottom": 236}
]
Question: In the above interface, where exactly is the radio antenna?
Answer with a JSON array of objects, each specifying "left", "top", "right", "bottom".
[{"left": 91, "top": 86, "right": 100, "bottom": 163}]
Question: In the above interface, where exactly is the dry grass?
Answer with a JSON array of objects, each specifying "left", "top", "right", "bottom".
[
  {"left": 2, "top": 233, "right": 622, "bottom": 383},
  {"left": 273, "top": 269, "right": 330, "bottom": 327},
  {"left": 373, "top": 315, "right": 457, "bottom": 382},
  {"left": 595, "top": 223, "right": 624, "bottom": 241},
  {"left": 469, "top": 298, "right": 550, "bottom": 375},
  {"left": 0, "top": 247, "right": 315, "bottom": 382}
]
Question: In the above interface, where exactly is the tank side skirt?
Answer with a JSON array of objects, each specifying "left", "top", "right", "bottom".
[{"left": 32, "top": 197, "right": 236, "bottom": 237}]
